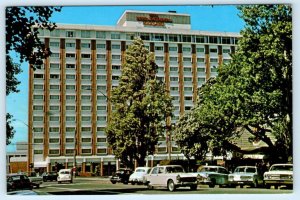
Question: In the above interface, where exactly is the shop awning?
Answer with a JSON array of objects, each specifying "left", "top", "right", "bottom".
[{"left": 34, "top": 161, "right": 48, "bottom": 168}]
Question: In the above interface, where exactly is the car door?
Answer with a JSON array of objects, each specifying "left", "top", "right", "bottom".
[
  {"left": 156, "top": 167, "right": 166, "bottom": 186},
  {"left": 147, "top": 167, "right": 158, "bottom": 185},
  {"left": 218, "top": 168, "right": 229, "bottom": 185}
]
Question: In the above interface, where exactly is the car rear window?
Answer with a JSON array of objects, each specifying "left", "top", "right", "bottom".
[{"left": 136, "top": 169, "right": 146, "bottom": 172}]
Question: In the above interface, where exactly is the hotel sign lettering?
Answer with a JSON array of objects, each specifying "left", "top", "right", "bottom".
[{"left": 136, "top": 14, "right": 173, "bottom": 26}]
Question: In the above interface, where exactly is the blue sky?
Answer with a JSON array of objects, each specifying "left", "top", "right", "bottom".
[{"left": 5, "top": 5, "right": 245, "bottom": 152}]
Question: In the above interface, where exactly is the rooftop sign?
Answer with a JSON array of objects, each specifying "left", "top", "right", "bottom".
[{"left": 136, "top": 14, "right": 173, "bottom": 26}]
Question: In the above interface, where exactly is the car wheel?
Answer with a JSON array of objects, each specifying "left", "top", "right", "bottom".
[
  {"left": 131, "top": 182, "right": 136, "bottom": 185},
  {"left": 147, "top": 183, "right": 153, "bottom": 190},
  {"left": 253, "top": 180, "right": 258, "bottom": 188},
  {"left": 240, "top": 185, "right": 243, "bottom": 188},
  {"left": 58, "top": 181, "right": 61, "bottom": 184},
  {"left": 167, "top": 180, "right": 176, "bottom": 192},
  {"left": 274, "top": 185, "right": 278, "bottom": 189},
  {"left": 265, "top": 184, "right": 270, "bottom": 189},
  {"left": 111, "top": 181, "right": 116, "bottom": 184},
  {"left": 209, "top": 179, "right": 216, "bottom": 188},
  {"left": 190, "top": 184, "right": 197, "bottom": 190},
  {"left": 36, "top": 184, "right": 40, "bottom": 189}
]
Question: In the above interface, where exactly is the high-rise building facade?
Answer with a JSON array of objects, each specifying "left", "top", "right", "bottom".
[{"left": 28, "top": 10, "right": 240, "bottom": 175}]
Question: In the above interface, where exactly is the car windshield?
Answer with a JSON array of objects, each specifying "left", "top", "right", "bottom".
[
  {"left": 270, "top": 165, "right": 293, "bottom": 171},
  {"left": 199, "top": 167, "right": 217, "bottom": 172},
  {"left": 166, "top": 166, "right": 184, "bottom": 173},
  {"left": 246, "top": 167, "right": 256, "bottom": 173},
  {"left": 11, "top": 176, "right": 21, "bottom": 181},
  {"left": 234, "top": 167, "right": 246, "bottom": 173},
  {"left": 136, "top": 169, "right": 146, "bottom": 173},
  {"left": 60, "top": 171, "right": 70, "bottom": 174}
]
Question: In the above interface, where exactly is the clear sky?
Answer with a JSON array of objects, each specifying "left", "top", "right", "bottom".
[{"left": 5, "top": 5, "right": 245, "bottom": 152}]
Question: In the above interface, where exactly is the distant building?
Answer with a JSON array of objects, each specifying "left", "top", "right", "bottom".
[
  {"left": 28, "top": 10, "right": 240, "bottom": 175},
  {"left": 7, "top": 142, "right": 28, "bottom": 173}
]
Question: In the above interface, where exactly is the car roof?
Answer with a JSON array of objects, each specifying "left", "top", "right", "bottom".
[{"left": 271, "top": 163, "right": 293, "bottom": 166}]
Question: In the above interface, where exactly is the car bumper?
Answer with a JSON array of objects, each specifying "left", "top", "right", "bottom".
[
  {"left": 176, "top": 181, "right": 198, "bottom": 187},
  {"left": 228, "top": 180, "right": 254, "bottom": 185},
  {"left": 264, "top": 180, "right": 293, "bottom": 185}
]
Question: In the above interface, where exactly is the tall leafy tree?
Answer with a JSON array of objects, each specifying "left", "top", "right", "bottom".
[
  {"left": 174, "top": 5, "right": 292, "bottom": 163},
  {"left": 6, "top": 6, "right": 61, "bottom": 144},
  {"left": 106, "top": 38, "right": 173, "bottom": 168}
]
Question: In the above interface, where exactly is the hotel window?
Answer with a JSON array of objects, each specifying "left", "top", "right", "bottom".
[
  {"left": 49, "top": 116, "right": 59, "bottom": 121},
  {"left": 210, "top": 58, "right": 218, "bottom": 63},
  {"left": 157, "top": 147, "right": 167, "bottom": 153},
  {"left": 140, "top": 33, "right": 150, "bottom": 41},
  {"left": 182, "top": 35, "right": 192, "bottom": 42},
  {"left": 66, "top": 53, "right": 75, "bottom": 58},
  {"left": 112, "top": 75, "right": 119, "bottom": 80},
  {"left": 183, "top": 57, "right": 191, "bottom": 62},
  {"left": 82, "top": 127, "right": 91, "bottom": 131},
  {"left": 97, "top": 96, "right": 106, "bottom": 100},
  {"left": 50, "top": 74, "right": 59, "bottom": 79},
  {"left": 97, "top": 127, "right": 105, "bottom": 132},
  {"left": 169, "top": 57, "right": 177, "bottom": 62},
  {"left": 211, "top": 67, "right": 218, "bottom": 72},
  {"left": 33, "top": 105, "right": 43, "bottom": 110},
  {"left": 81, "top": 30, "right": 91, "bottom": 38},
  {"left": 97, "top": 148, "right": 107, "bottom": 154},
  {"left": 49, "top": 127, "right": 59, "bottom": 132},
  {"left": 96, "top": 31, "right": 106, "bottom": 39},
  {"left": 66, "top": 149, "right": 74, "bottom": 154},
  {"left": 97, "top": 138, "right": 107, "bottom": 142},
  {"left": 196, "top": 36, "right": 206, "bottom": 43},
  {"left": 223, "top": 59, "right": 231, "bottom": 64},
  {"left": 153, "top": 34, "right": 164, "bottom": 41},
  {"left": 97, "top": 86, "right": 106, "bottom": 91},
  {"left": 183, "top": 47, "right": 191, "bottom": 52},
  {"left": 82, "top": 116, "right": 91, "bottom": 121},
  {"left": 210, "top": 48, "right": 218, "bottom": 53},
  {"left": 50, "top": 30, "right": 60, "bottom": 37},
  {"left": 170, "top": 67, "right": 178, "bottom": 72},
  {"left": 209, "top": 36, "right": 219, "bottom": 44},
  {"left": 82, "top": 54, "right": 91, "bottom": 59},
  {"left": 184, "top": 67, "right": 192, "bottom": 72},
  {"left": 81, "top": 64, "right": 90, "bottom": 69},
  {"left": 66, "top": 127, "right": 75, "bottom": 132},
  {"left": 97, "top": 106, "right": 106, "bottom": 111},
  {"left": 33, "top": 127, "right": 43, "bottom": 132},
  {"left": 169, "top": 35, "right": 178, "bottom": 42},
  {"left": 33, "top": 116, "right": 43, "bottom": 121},
  {"left": 34, "top": 84, "right": 43, "bottom": 90},
  {"left": 155, "top": 56, "right": 164, "bottom": 61},
  {"left": 50, "top": 105, "right": 59, "bottom": 111},
  {"left": 66, "top": 74, "right": 76, "bottom": 79},
  {"left": 81, "top": 106, "right": 91, "bottom": 110},
  {"left": 126, "top": 33, "right": 135, "bottom": 40},
  {"left": 170, "top": 77, "right": 178, "bottom": 82},
  {"left": 50, "top": 95, "right": 59, "bottom": 100},
  {"left": 66, "top": 43, "right": 75, "bottom": 48},
  {"left": 197, "top": 68, "right": 205, "bottom": 72},
  {"left": 112, "top": 55, "right": 121, "bottom": 60},
  {"left": 170, "top": 87, "right": 179, "bottom": 91},
  {"left": 185, "top": 96, "right": 193, "bottom": 101},
  {"left": 184, "top": 87, "right": 193, "bottom": 91},
  {"left": 66, "top": 85, "right": 75, "bottom": 90},
  {"left": 82, "top": 85, "right": 91, "bottom": 90},
  {"left": 82, "top": 149, "right": 92, "bottom": 154},
  {"left": 157, "top": 77, "right": 164, "bottom": 82},
  {"left": 155, "top": 46, "right": 163, "bottom": 51},
  {"left": 112, "top": 44, "right": 121, "bottom": 49},
  {"left": 197, "top": 58, "right": 205, "bottom": 63},
  {"left": 184, "top": 77, "right": 192, "bottom": 81},
  {"left": 198, "top": 77, "right": 206, "bottom": 82},
  {"left": 97, "top": 65, "right": 106, "bottom": 70},
  {"left": 97, "top": 43, "right": 106, "bottom": 49},
  {"left": 34, "top": 138, "right": 43, "bottom": 143},
  {"left": 172, "top": 96, "right": 179, "bottom": 101},
  {"left": 185, "top": 106, "right": 192, "bottom": 111},
  {"left": 50, "top": 85, "right": 59, "bottom": 90},
  {"left": 158, "top": 67, "right": 164, "bottom": 72},
  {"left": 66, "top": 116, "right": 76, "bottom": 121},
  {"left": 97, "top": 116, "right": 106, "bottom": 121},
  {"left": 112, "top": 65, "right": 120, "bottom": 70},
  {"left": 97, "top": 54, "right": 106, "bottom": 59},
  {"left": 50, "top": 53, "right": 59, "bottom": 58},
  {"left": 50, "top": 63, "right": 60, "bottom": 69},
  {"left": 66, "top": 64, "right": 75, "bottom": 69},
  {"left": 66, "top": 106, "right": 75, "bottom": 110},
  {"left": 33, "top": 95, "right": 43, "bottom": 100},
  {"left": 81, "top": 75, "right": 91, "bottom": 80},
  {"left": 223, "top": 49, "right": 231, "bottom": 54},
  {"left": 66, "top": 95, "right": 76, "bottom": 100},
  {"left": 81, "top": 95, "right": 91, "bottom": 100},
  {"left": 34, "top": 150, "right": 43, "bottom": 154},
  {"left": 82, "top": 138, "right": 91, "bottom": 143},
  {"left": 66, "top": 31, "right": 75, "bottom": 37},
  {"left": 222, "top": 37, "right": 231, "bottom": 44},
  {"left": 66, "top": 138, "right": 74, "bottom": 143},
  {"left": 169, "top": 46, "right": 177, "bottom": 51},
  {"left": 196, "top": 48, "right": 205, "bottom": 53},
  {"left": 97, "top": 75, "right": 106, "bottom": 80},
  {"left": 50, "top": 42, "right": 59, "bottom": 47},
  {"left": 81, "top": 43, "right": 91, "bottom": 48},
  {"left": 49, "top": 149, "right": 59, "bottom": 155},
  {"left": 111, "top": 32, "right": 120, "bottom": 39},
  {"left": 34, "top": 74, "right": 44, "bottom": 79}
]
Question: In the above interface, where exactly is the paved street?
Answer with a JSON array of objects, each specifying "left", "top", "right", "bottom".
[{"left": 31, "top": 177, "right": 293, "bottom": 195}]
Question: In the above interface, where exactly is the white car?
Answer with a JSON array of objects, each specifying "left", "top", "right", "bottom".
[
  {"left": 144, "top": 165, "right": 198, "bottom": 192},
  {"left": 57, "top": 169, "right": 73, "bottom": 184},
  {"left": 129, "top": 167, "right": 151, "bottom": 185},
  {"left": 264, "top": 163, "right": 293, "bottom": 189},
  {"left": 228, "top": 166, "right": 264, "bottom": 188}
]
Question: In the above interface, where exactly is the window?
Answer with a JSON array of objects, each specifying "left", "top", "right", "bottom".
[
  {"left": 66, "top": 138, "right": 74, "bottom": 143},
  {"left": 50, "top": 42, "right": 59, "bottom": 47},
  {"left": 153, "top": 34, "right": 164, "bottom": 41},
  {"left": 169, "top": 35, "right": 178, "bottom": 42},
  {"left": 155, "top": 46, "right": 163, "bottom": 51},
  {"left": 66, "top": 85, "right": 75, "bottom": 90},
  {"left": 82, "top": 85, "right": 91, "bottom": 90},
  {"left": 112, "top": 75, "right": 119, "bottom": 80},
  {"left": 196, "top": 48, "right": 205, "bottom": 53},
  {"left": 81, "top": 30, "right": 90, "bottom": 38},
  {"left": 81, "top": 127, "right": 91, "bottom": 131},
  {"left": 66, "top": 53, "right": 75, "bottom": 58},
  {"left": 34, "top": 138, "right": 43, "bottom": 143},
  {"left": 66, "top": 127, "right": 75, "bottom": 132},
  {"left": 97, "top": 138, "right": 107, "bottom": 142},
  {"left": 66, "top": 95, "right": 76, "bottom": 100},
  {"left": 66, "top": 106, "right": 76, "bottom": 110},
  {"left": 82, "top": 116, "right": 91, "bottom": 121},
  {"left": 112, "top": 44, "right": 120, "bottom": 49},
  {"left": 50, "top": 106, "right": 59, "bottom": 110},
  {"left": 34, "top": 74, "right": 44, "bottom": 79},
  {"left": 97, "top": 54, "right": 106, "bottom": 59},
  {"left": 97, "top": 65, "right": 106, "bottom": 70},
  {"left": 82, "top": 54, "right": 91, "bottom": 59},
  {"left": 82, "top": 149, "right": 91, "bottom": 154},
  {"left": 112, "top": 65, "right": 120, "bottom": 70},
  {"left": 196, "top": 36, "right": 206, "bottom": 43},
  {"left": 185, "top": 106, "right": 192, "bottom": 111},
  {"left": 66, "top": 64, "right": 75, "bottom": 69},
  {"left": 50, "top": 85, "right": 59, "bottom": 90},
  {"left": 185, "top": 96, "right": 193, "bottom": 101},
  {"left": 81, "top": 43, "right": 91, "bottom": 48},
  {"left": 170, "top": 87, "right": 178, "bottom": 91},
  {"left": 183, "top": 47, "right": 191, "bottom": 52},
  {"left": 33, "top": 105, "right": 43, "bottom": 110},
  {"left": 81, "top": 106, "right": 91, "bottom": 110},
  {"left": 50, "top": 74, "right": 59, "bottom": 79},
  {"left": 34, "top": 85, "right": 43, "bottom": 90},
  {"left": 97, "top": 75, "right": 106, "bottom": 80},
  {"left": 140, "top": 33, "right": 150, "bottom": 41},
  {"left": 33, "top": 95, "right": 43, "bottom": 100},
  {"left": 197, "top": 68, "right": 205, "bottom": 72},
  {"left": 158, "top": 67, "right": 164, "bottom": 71},
  {"left": 184, "top": 77, "right": 192, "bottom": 81},
  {"left": 184, "top": 67, "right": 192, "bottom": 72},
  {"left": 49, "top": 149, "right": 59, "bottom": 155},
  {"left": 50, "top": 30, "right": 60, "bottom": 37},
  {"left": 97, "top": 86, "right": 106, "bottom": 91},
  {"left": 211, "top": 67, "right": 218, "bottom": 72},
  {"left": 169, "top": 46, "right": 177, "bottom": 51},
  {"left": 66, "top": 116, "right": 76, "bottom": 121},
  {"left": 170, "top": 77, "right": 178, "bottom": 82},
  {"left": 49, "top": 127, "right": 59, "bottom": 132},
  {"left": 50, "top": 53, "right": 59, "bottom": 58},
  {"left": 34, "top": 150, "right": 43, "bottom": 154},
  {"left": 82, "top": 138, "right": 91, "bottom": 143},
  {"left": 97, "top": 106, "right": 106, "bottom": 111},
  {"left": 81, "top": 64, "right": 90, "bottom": 69},
  {"left": 209, "top": 36, "right": 219, "bottom": 44},
  {"left": 156, "top": 56, "right": 164, "bottom": 61},
  {"left": 66, "top": 31, "right": 75, "bottom": 37},
  {"left": 33, "top": 116, "right": 43, "bottom": 121},
  {"left": 66, "top": 74, "right": 76, "bottom": 79},
  {"left": 97, "top": 148, "right": 107, "bottom": 154},
  {"left": 81, "top": 75, "right": 91, "bottom": 80},
  {"left": 223, "top": 59, "right": 231, "bottom": 64},
  {"left": 223, "top": 49, "right": 230, "bottom": 53},
  {"left": 33, "top": 127, "right": 43, "bottom": 132},
  {"left": 183, "top": 57, "right": 191, "bottom": 62},
  {"left": 66, "top": 149, "right": 74, "bottom": 154},
  {"left": 170, "top": 67, "right": 178, "bottom": 72},
  {"left": 97, "top": 127, "right": 105, "bottom": 132},
  {"left": 210, "top": 58, "right": 218, "bottom": 63},
  {"left": 50, "top": 95, "right": 59, "bottom": 100},
  {"left": 126, "top": 33, "right": 135, "bottom": 40},
  {"left": 50, "top": 63, "right": 60, "bottom": 69},
  {"left": 66, "top": 43, "right": 75, "bottom": 48},
  {"left": 112, "top": 55, "right": 120, "bottom": 60},
  {"left": 172, "top": 96, "right": 179, "bottom": 101},
  {"left": 197, "top": 58, "right": 205, "bottom": 63},
  {"left": 97, "top": 116, "right": 106, "bottom": 121},
  {"left": 81, "top": 95, "right": 91, "bottom": 100},
  {"left": 170, "top": 57, "right": 177, "bottom": 62},
  {"left": 222, "top": 37, "right": 231, "bottom": 44},
  {"left": 210, "top": 48, "right": 218, "bottom": 53},
  {"left": 49, "top": 116, "right": 59, "bottom": 121},
  {"left": 198, "top": 77, "right": 206, "bottom": 82},
  {"left": 96, "top": 43, "right": 106, "bottom": 49},
  {"left": 111, "top": 32, "right": 120, "bottom": 39},
  {"left": 96, "top": 31, "right": 106, "bottom": 39},
  {"left": 183, "top": 35, "right": 192, "bottom": 42},
  {"left": 184, "top": 87, "right": 193, "bottom": 91},
  {"left": 97, "top": 96, "right": 106, "bottom": 100}
]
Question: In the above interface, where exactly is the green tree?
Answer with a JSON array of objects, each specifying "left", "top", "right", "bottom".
[
  {"left": 6, "top": 6, "right": 61, "bottom": 144},
  {"left": 174, "top": 5, "right": 292, "bottom": 163},
  {"left": 106, "top": 38, "right": 173, "bottom": 168}
]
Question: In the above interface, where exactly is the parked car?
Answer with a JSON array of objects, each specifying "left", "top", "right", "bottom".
[
  {"left": 22, "top": 172, "right": 42, "bottom": 188},
  {"left": 7, "top": 174, "right": 33, "bottom": 192},
  {"left": 57, "top": 169, "right": 73, "bottom": 184},
  {"left": 110, "top": 169, "right": 133, "bottom": 184},
  {"left": 129, "top": 167, "right": 151, "bottom": 185},
  {"left": 42, "top": 172, "right": 58, "bottom": 182},
  {"left": 144, "top": 165, "right": 198, "bottom": 192},
  {"left": 228, "top": 166, "right": 264, "bottom": 188},
  {"left": 264, "top": 163, "right": 293, "bottom": 189},
  {"left": 194, "top": 165, "right": 229, "bottom": 188}
]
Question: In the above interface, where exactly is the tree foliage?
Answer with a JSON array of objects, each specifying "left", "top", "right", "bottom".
[
  {"left": 6, "top": 6, "right": 61, "bottom": 144},
  {"left": 106, "top": 38, "right": 173, "bottom": 168},
  {"left": 174, "top": 5, "right": 292, "bottom": 163}
]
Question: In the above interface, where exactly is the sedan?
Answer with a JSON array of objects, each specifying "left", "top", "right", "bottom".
[
  {"left": 7, "top": 174, "right": 33, "bottom": 192},
  {"left": 228, "top": 166, "right": 264, "bottom": 188},
  {"left": 42, "top": 172, "right": 58, "bottom": 182}
]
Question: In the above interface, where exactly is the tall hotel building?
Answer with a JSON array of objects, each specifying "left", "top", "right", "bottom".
[{"left": 28, "top": 10, "right": 240, "bottom": 175}]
